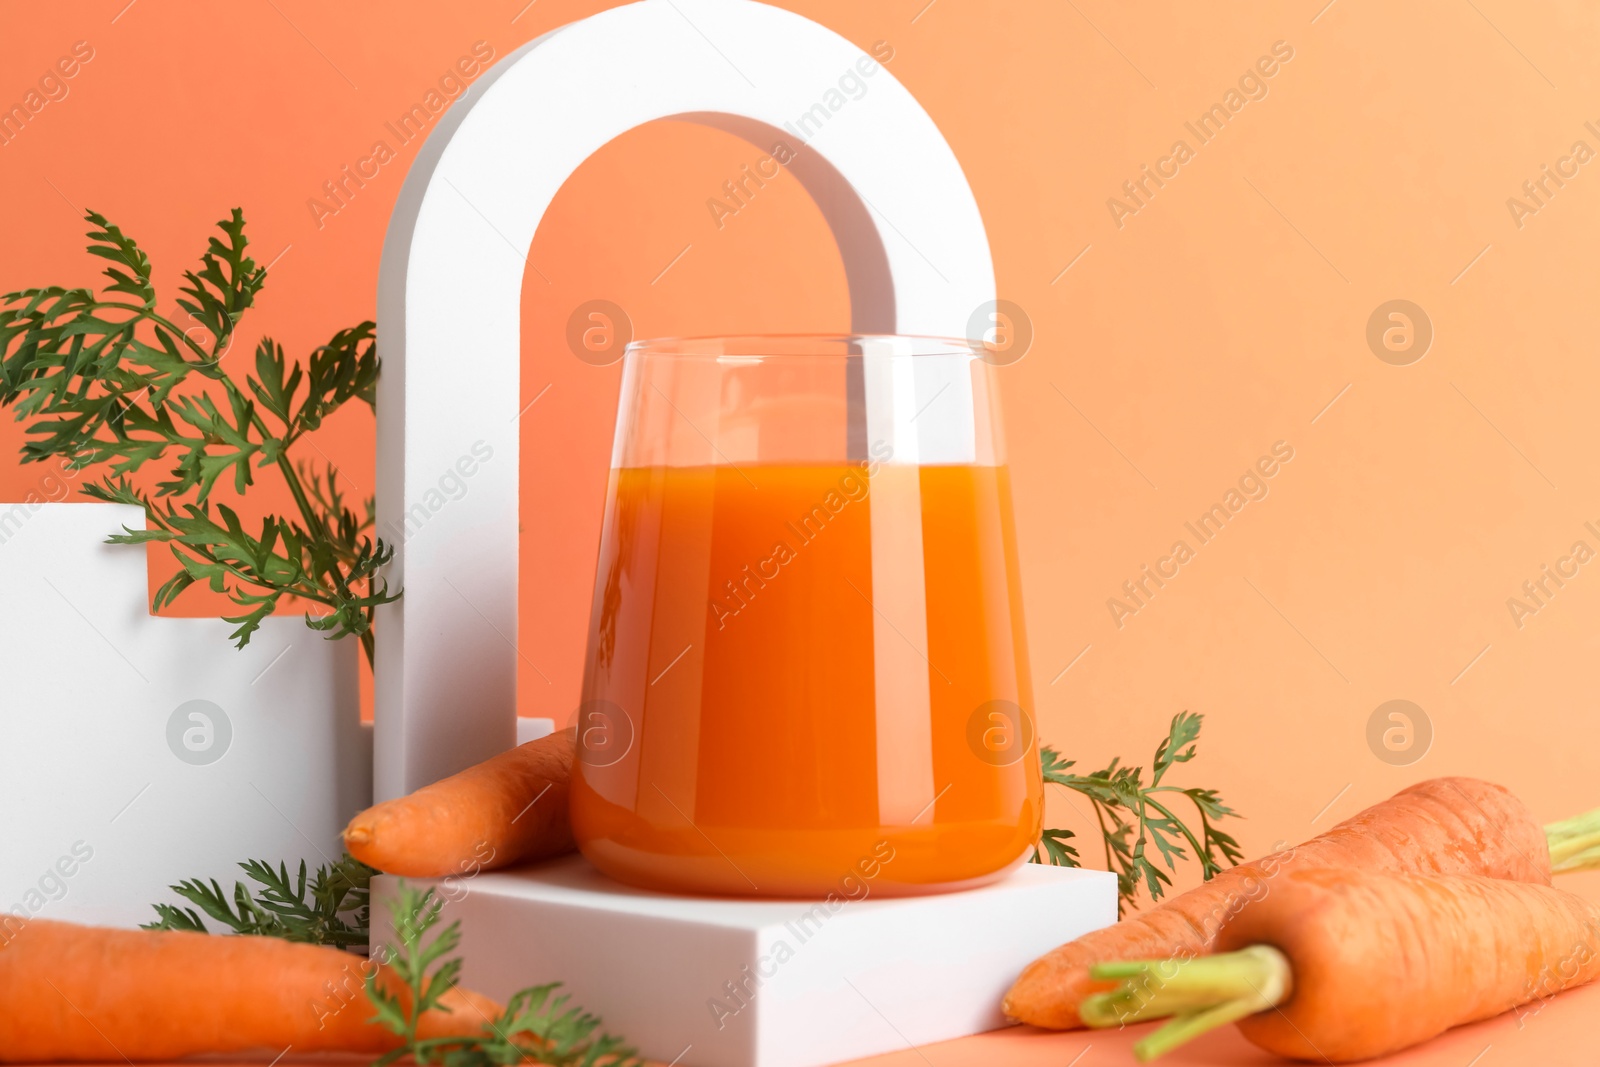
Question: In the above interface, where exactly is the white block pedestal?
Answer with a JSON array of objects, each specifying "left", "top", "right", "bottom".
[
  {"left": 0, "top": 504, "right": 366, "bottom": 929},
  {"left": 374, "top": 856, "right": 1115, "bottom": 1067}
]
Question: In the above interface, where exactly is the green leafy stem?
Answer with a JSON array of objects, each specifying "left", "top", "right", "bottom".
[
  {"left": 143, "top": 853, "right": 375, "bottom": 950},
  {"left": 370, "top": 882, "right": 641, "bottom": 1067},
  {"left": 0, "top": 210, "right": 395, "bottom": 661},
  {"left": 1032, "top": 712, "right": 1245, "bottom": 914},
  {"left": 145, "top": 857, "right": 639, "bottom": 1066}
]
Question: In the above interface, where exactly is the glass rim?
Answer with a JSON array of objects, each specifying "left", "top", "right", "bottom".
[{"left": 623, "top": 333, "right": 988, "bottom": 360}]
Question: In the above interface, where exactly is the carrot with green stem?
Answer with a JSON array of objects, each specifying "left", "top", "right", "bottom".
[
  {"left": 1006, "top": 777, "right": 1600, "bottom": 1029},
  {"left": 344, "top": 727, "right": 576, "bottom": 877},
  {"left": 1079, "top": 868, "right": 1600, "bottom": 1062}
]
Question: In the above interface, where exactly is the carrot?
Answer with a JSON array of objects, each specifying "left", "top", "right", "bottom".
[
  {"left": 1079, "top": 868, "right": 1600, "bottom": 1062},
  {"left": 0, "top": 917, "right": 501, "bottom": 1062},
  {"left": 345, "top": 727, "right": 577, "bottom": 877},
  {"left": 1004, "top": 776, "right": 1555, "bottom": 1029}
]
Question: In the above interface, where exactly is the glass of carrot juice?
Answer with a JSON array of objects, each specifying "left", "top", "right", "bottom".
[{"left": 569, "top": 335, "right": 1041, "bottom": 897}]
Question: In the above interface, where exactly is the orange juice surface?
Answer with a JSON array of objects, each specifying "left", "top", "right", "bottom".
[{"left": 569, "top": 460, "right": 1042, "bottom": 897}]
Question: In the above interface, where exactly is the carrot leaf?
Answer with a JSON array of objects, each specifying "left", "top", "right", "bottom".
[
  {"left": 0, "top": 210, "right": 394, "bottom": 664},
  {"left": 1151, "top": 710, "right": 1203, "bottom": 787},
  {"left": 1033, "top": 827, "right": 1080, "bottom": 867},
  {"left": 1033, "top": 712, "right": 1244, "bottom": 914},
  {"left": 142, "top": 852, "right": 374, "bottom": 949},
  {"left": 369, "top": 882, "right": 463, "bottom": 1063},
  {"left": 372, "top": 881, "right": 642, "bottom": 1067}
]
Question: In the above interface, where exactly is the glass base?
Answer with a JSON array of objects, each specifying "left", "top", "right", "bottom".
[{"left": 576, "top": 838, "right": 1034, "bottom": 900}]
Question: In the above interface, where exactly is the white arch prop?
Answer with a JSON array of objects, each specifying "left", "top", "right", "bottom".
[{"left": 375, "top": 0, "right": 995, "bottom": 798}]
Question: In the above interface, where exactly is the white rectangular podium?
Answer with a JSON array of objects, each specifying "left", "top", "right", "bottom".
[{"left": 374, "top": 856, "right": 1115, "bottom": 1067}]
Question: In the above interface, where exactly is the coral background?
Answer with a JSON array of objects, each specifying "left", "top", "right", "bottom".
[{"left": 4, "top": 3, "right": 1600, "bottom": 1060}]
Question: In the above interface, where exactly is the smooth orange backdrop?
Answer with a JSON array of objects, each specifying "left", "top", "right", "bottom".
[{"left": 5, "top": 1, "right": 1600, "bottom": 1061}]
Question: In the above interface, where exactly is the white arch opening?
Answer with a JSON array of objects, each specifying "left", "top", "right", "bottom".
[{"left": 374, "top": 0, "right": 995, "bottom": 798}]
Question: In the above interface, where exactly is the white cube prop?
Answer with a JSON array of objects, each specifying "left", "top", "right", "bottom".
[
  {"left": 375, "top": 858, "right": 1116, "bottom": 1067},
  {"left": 0, "top": 503, "right": 366, "bottom": 929}
]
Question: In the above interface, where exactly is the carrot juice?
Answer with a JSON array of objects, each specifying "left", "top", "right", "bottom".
[{"left": 569, "top": 456, "right": 1042, "bottom": 897}]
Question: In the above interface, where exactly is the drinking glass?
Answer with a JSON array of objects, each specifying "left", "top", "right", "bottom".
[{"left": 569, "top": 335, "right": 1040, "bottom": 897}]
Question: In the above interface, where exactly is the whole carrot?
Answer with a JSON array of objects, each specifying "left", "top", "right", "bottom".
[
  {"left": 0, "top": 917, "right": 501, "bottom": 1062},
  {"left": 1004, "top": 776, "right": 1552, "bottom": 1028},
  {"left": 1081, "top": 868, "right": 1600, "bottom": 1062},
  {"left": 344, "top": 727, "right": 577, "bottom": 877}
]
